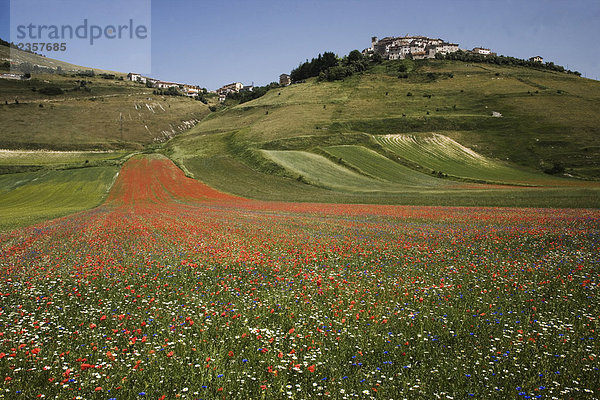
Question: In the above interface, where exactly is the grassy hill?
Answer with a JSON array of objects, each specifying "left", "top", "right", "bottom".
[
  {"left": 0, "top": 40, "right": 119, "bottom": 74},
  {"left": 166, "top": 58, "right": 600, "bottom": 207},
  {"left": 0, "top": 44, "right": 210, "bottom": 151}
]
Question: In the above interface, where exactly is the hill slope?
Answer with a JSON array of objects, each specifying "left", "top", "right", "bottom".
[
  {"left": 0, "top": 40, "right": 118, "bottom": 74},
  {"left": 0, "top": 44, "right": 210, "bottom": 151},
  {"left": 166, "top": 58, "right": 600, "bottom": 207}
]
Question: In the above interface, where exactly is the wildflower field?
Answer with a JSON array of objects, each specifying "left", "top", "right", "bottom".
[{"left": 0, "top": 155, "right": 598, "bottom": 399}]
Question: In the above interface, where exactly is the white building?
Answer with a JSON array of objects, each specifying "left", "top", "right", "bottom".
[
  {"left": 216, "top": 82, "right": 245, "bottom": 102},
  {"left": 369, "top": 35, "right": 460, "bottom": 60},
  {"left": 127, "top": 72, "right": 147, "bottom": 83},
  {"left": 472, "top": 47, "right": 491, "bottom": 55},
  {"left": 181, "top": 84, "right": 200, "bottom": 97},
  {"left": 155, "top": 81, "right": 178, "bottom": 89},
  {"left": 436, "top": 43, "right": 459, "bottom": 55}
]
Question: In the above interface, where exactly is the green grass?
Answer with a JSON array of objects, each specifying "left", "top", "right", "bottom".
[
  {"left": 374, "top": 133, "right": 569, "bottom": 185},
  {"left": 0, "top": 150, "right": 127, "bottom": 165},
  {"left": 0, "top": 149, "right": 129, "bottom": 174},
  {"left": 167, "top": 131, "right": 600, "bottom": 207},
  {"left": 2, "top": 55, "right": 599, "bottom": 213},
  {"left": 1, "top": 45, "right": 211, "bottom": 152},
  {"left": 321, "top": 145, "right": 451, "bottom": 187},
  {"left": 261, "top": 149, "right": 403, "bottom": 192},
  {"left": 192, "top": 60, "right": 600, "bottom": 176},
  {"left": 0, "top": 166, "right": 118, "bottom": 231}
]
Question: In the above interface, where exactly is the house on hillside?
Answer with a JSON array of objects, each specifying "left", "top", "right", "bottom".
[
  {"left": 472, "top": 47, "right": 491, "bottom": 55},
  {"left": 529, "top": 56, "right": 543, "bottom": 63},
  {"left": 181, "top": 84, "right": 200, "bottom": 97},
  {"left": 127, "top": 72, "right": 147, "bottom": 83},
  {"left": 217, "top": 82, "right": 243, "bottom": 94},
  {"left": 411, "top": 51, "right": 428, "bottom": 60},
  {"left": 436, "top": 42, "right": 459, "bottom": 55},
  {"left": 217, "top": 82, "right": 244, "bottom": 102},
  {"left": 280, "top": 73, "right": 291, "bottom": 86},
  {"left": 155, "top": 80, "right": 178, "bottom": 89}
]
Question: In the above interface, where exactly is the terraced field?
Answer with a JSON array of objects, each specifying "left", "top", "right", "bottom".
[
  {"left": 375, "top": 133, "right": 567, "bottom": 185},
  {"left": 260, "top": 149, "right": 463, "bottom": 192},
  {"left": 259, "top": 150, "right": 400, "bottom": 192},
  {"left": 321, "top": 145, "right": 450, "bottom": 187}
]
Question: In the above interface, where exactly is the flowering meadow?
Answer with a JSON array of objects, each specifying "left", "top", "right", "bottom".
[{"left": 0, "top": 155, "right": 598, "bottom": 399}]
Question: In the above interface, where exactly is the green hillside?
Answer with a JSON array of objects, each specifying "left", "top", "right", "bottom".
[
  {"left": 166, "top": 58, "right": 600, "bottom": 207},
  {"left": 321, "top": 145, "right": 452, "bottom": 187},
  {"left": 0, "top": 44, "right": 210, "bottom": 151},
  {"left": 0, "top": 40, "right": 119, "bottom": 74},
  {"left": 374, "top": 133, "right": 565, "bottom": 185}
]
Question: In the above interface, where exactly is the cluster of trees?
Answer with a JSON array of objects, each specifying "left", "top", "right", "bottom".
[
  {"left": 195, "top": 88, "right": 210, "bottom": 104},
  {"left": 9, "top": 61, "right": 100, "bottom": 78},
  {"left": 226, "top": 82, "right": 281, "bottom": 104},
  {"left": 153, "top": 87, "right": 182, "bottom": 97},
  {"left": 435, "top": 50, "right": 581, "bottom": 76},
  {"left": 13, "top": 61, "right": 56, "bottom": 75},
  {"left": 290, "top": 50, "right": 374, "bottom": 82},
  {"left": 290, "top": 52, "right": 338, "bottom": 81}
]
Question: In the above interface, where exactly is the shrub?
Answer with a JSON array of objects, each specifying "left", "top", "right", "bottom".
[{"left": 38, "top": 86, "right": 64, "bottom": 95}]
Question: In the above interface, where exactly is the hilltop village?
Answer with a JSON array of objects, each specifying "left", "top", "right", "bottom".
[
  {"left": 126, "top": 34, "right": 547, "bottom": 101},
  {"left": 363, "top": 35, "right": 500, "bottom": 60}
]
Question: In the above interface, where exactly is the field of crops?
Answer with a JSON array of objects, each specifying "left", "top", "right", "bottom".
[
  {"left": 374, "top": 134, "right": 566, "bottom": 185},
  {"left": 0, "top": 166, "right": 118, "bottom": 231},
  {"left": 0, "top": 155, "right": 597, "bottom": 399}
]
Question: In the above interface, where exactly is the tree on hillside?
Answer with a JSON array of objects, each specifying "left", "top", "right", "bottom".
[
  {"left": 289, "top": 49, "right": 371, "bottom": 83},
  {"left": 290, "top": 51, "right": 340, "bottom": 82},
  {"left": 436, "top": 50, "right": 579, "bottom": 75}
]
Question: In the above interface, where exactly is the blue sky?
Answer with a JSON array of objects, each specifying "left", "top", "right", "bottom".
[{"left": 1, "top": 0, "right": 599, "bottom": 89}]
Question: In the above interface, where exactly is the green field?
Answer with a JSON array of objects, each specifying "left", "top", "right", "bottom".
[
  {"left": 0, "top": 149, "right": 129, "bottom": 174},
  {"left": 374, "top": 133, "right": 568, "bottom": 185},
  {"left": 0, "top": 81, "right": 208, "bottom": 150},
  {"left": 261, "top": 149, "right": 404, "bottom": 192},
  {"left": 0, "top": 166, "right": 118, "bottom": 231},
  {"left": 321, "top": 145, "right": 453, "bottom": 187}
]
